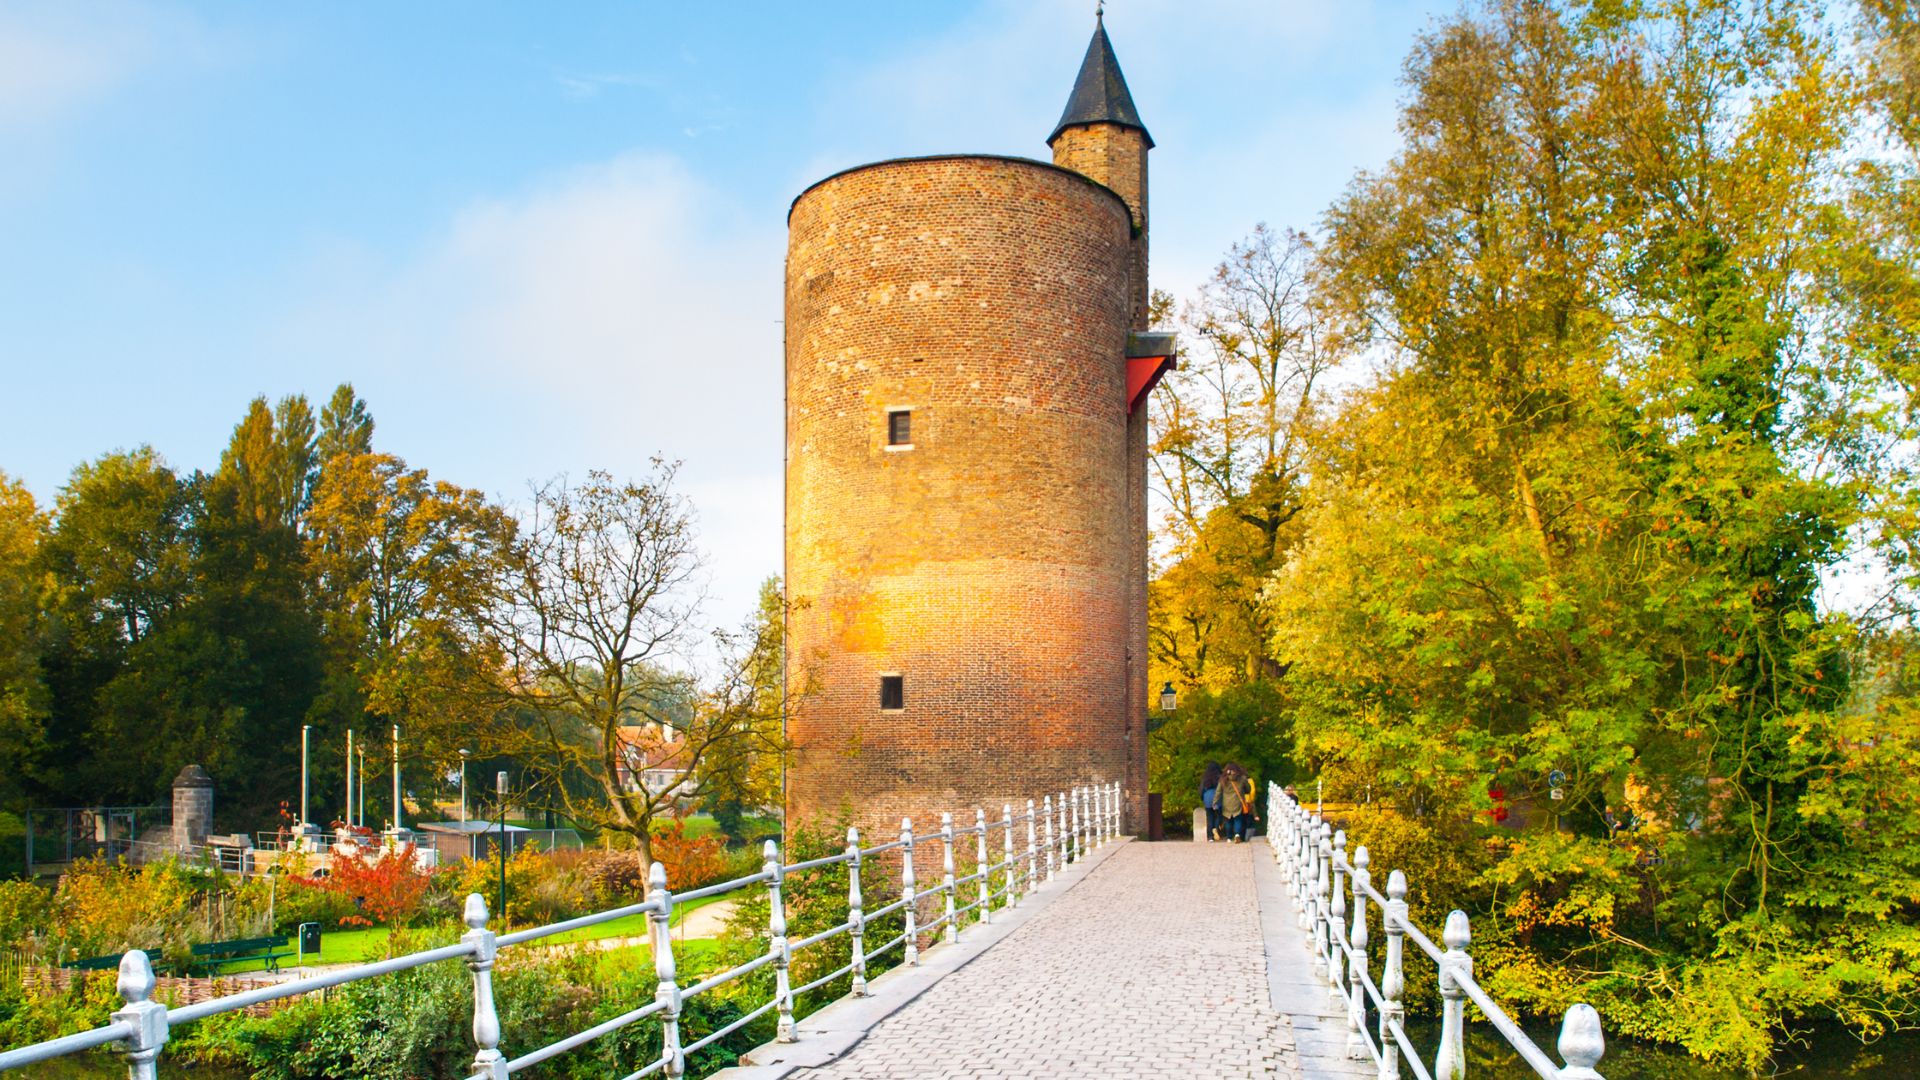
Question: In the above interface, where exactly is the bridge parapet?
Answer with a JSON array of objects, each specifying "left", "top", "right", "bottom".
[
  {"left": 0, "top": 782, "right": 1125, "bottom": 1080},
  {"left": 1267, "top": 783, "right": 1608, "bottom": 1080}
]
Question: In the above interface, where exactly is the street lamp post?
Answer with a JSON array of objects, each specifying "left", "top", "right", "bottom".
[
  {"left": 459, "top": 749, "right": 471, "bottom": 827},
  {"left": 344, "top": 729, "right": 354, "bottom": 829},
  {"left": 389, "top": 724, "right": 403, "bottom": 837},
  {"left": 496, "top": 770, "right": 509, "bottom": 920},
  {"left": 299, "top": 725, "right": 311, "bottom": 831}
]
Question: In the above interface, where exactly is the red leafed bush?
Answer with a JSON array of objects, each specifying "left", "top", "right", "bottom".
[
  {"left": 650, "top": 818, "right": 729, "bottom": 891},
  {"left": 324, "top": 843, "right": 433, "bottom": 927}
]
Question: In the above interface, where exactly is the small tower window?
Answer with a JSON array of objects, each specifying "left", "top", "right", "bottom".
[
  {"left": 880, "top": 674, "right": 905, "bottom": 711},
  {"left": 886, "top": 409, "right": 912, "bottom": 449}
]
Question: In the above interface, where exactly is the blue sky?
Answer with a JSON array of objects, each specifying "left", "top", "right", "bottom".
[{"left": 0, "top": 0, "right": 1438, "bottom": 632}]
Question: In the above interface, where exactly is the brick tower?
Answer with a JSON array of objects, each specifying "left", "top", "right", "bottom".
[{"left": 783, "top": 15, "right": 1171, "bottom": 841}]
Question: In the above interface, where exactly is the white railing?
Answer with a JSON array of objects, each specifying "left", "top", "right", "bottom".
[
  {"left": 1267, "top": 783, "right": 1606, "bottom": 1080},
  {"left": 0, "top": 781, "right": 1125, "bottom": 1080}
]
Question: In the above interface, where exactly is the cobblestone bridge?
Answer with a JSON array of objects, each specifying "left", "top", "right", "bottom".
[{"left": 718, "top": 839, "right": 1370, "bottom": 1080}]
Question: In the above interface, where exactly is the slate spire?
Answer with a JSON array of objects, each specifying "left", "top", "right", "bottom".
[{"left": 1048, "top": 10, "right": 1154, "bottom": 148}]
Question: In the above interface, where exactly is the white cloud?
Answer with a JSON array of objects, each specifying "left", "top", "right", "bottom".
[
  {"left": 277, "top": 151, "right": 786, "bottom": 635},
  {"left": 0, "top": 1, "right": 197, "bottom": 129}
]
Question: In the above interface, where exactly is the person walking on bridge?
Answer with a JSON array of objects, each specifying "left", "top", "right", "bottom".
[
  {"left": 1201, "top": 762, "right": 1223, "bottom": 841},
  {"left": 1218, "top": 763, "right": 1248, "bottom": 842}
]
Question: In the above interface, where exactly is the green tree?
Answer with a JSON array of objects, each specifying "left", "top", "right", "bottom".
[{"left": 0, "top": 473, "right": 48, "bottom": 802}]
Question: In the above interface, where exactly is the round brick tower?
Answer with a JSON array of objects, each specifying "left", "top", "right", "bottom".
[{"left": 784, "top": 17, "right": 1167, "bottom": 839}]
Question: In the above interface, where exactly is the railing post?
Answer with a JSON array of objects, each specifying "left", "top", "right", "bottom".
[
  {"left": 1329, "top": 829, "right": 1350, "bottom": 1010},
  {"left": 1435, "top": 910, "right": 1472, "bottom": 1080},
  {"left": 1348, "top": 846, "right": 1371, "bottom": 1061},
  {"left": 463, "top": 895, "right": 507, "bottom": 1079},
  {"left": 1558, "top": 1004, "right": 1606, "bottom": 1079},
  {"left": 1002, "top": 804, "right": 1015, "bottom": 908},
  {"left": 940, "top": 812, "right": 957, "bottom": 945},
  {"left": 1026, "top": 798, "right": 1039, "bottom": 895},
  {"left": 1381, "top": 870, "right": 1408, "bottom": 1080},
  {"left": 847, "top": 826, "right": 866, "bottom": 997},
  {"left": 765, "top": 839, "right": 796, "bottom": 1041},
  {"left": 1056, "top": 791, "right": 1068, "bottom": 867},
  {"left": 974, "top": 807, "right": 990, "bottom": 925},
  {"left": 111, "top": 950, "right": 167, "bottom": 1080},
  {"left": 1067, "top": 787, "right": 1079, "bottom": 864},
  {"left": 648, "top": 861, "right": 684, "bottom": 1080},
  {"left": 1295, "top": 810, "right": 1314, "bottom": 931},
  {"left": 901, "top": 818, "right": 919, "bottom": 966},
  {"left": 1043, "top": 795, "right": 1057, "bottom": 880},
  {"left": 1310, "top": 822, "right": 1331, "bottom": 978}
]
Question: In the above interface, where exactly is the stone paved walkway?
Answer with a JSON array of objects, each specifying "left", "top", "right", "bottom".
[{"left": 787, "top": 841, "right": 1302, "bottom": 1080}]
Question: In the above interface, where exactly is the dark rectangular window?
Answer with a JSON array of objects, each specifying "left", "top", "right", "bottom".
[
  {"left": 880, "top": 674, "right": 905, "bottom": 711},
  {"left": 887, "top": 410, "right": 912, "bottom": 446}
]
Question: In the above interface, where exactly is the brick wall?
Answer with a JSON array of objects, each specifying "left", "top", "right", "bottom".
[{"left": 784, "top": 154, "right": 1143, "bottom": 840}]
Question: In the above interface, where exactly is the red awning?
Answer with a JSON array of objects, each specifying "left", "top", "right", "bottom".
[{"left": 1127, "top": 355, "right": 1174, "bottom": 414}]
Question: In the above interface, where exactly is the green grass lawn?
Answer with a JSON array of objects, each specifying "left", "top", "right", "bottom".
[{"left": 208, "top": 892, "right": 733, "bottom": 975}]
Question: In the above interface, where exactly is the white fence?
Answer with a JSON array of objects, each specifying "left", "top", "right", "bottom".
[
  {"left": 1268, "top": 783, "right": 1606, "bottom": 1079},
  {"left": 0, "top": 782, "right": 1125, "bottom": 1080}
]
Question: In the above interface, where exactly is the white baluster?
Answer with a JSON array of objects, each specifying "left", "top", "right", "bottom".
[
  {"left": 1026, "top": 798, "right": 1039, "bottom": 896},
  {"left": 1435, "top": 910, "right": 1472, "bottom": 1080},
  {"left": 941, "top": 812, "right": 957, "bottom": 944},
  {"left": 1068, "top": 787, "right": 1080, "bottom": 863},
  {"left": 975, "top": 808, "right": 990, "bottom": 926},
  {"left": 847, "top": 826, "right": 866, "bottom": 997},
  {"left": 111, "top": 951, "right": 167, "bottom": 1080},
  {"left": 1057, "top": 791, "right": 1069, "bottom": 867},
  {"left": 463, "top": 894, "right": 506, "bottom": 1079},
  {"left": 1557, "top": 1004, "right": 1606, "bottom": 1079},
  {"left": 1381, "top": 870, "right": 1408, "bottom": 1079},
  {"left": 648, "top": 862, "right": 684, "bottom": 1080},
  {"left": 1348, "top": 846, "right": 1371, "bottom": 1061},
  {"left": 901, "top": 818, "right": 919, "bottom": 966},
  {"left": 1043, "top": 795, "right": 1057, "bottom": 880},
  {"left": 1311, "top": 822, "right": 1331, "bottom": 978},
  {"left": 1002, "top": 804, "right": 1015, "bottom": 908},
  {"left": 1329, "top": 829, "right": 1350, "bottom": 1009},
  {"left": 765, "top": 840, "right": 795, "bottom": 1042}
]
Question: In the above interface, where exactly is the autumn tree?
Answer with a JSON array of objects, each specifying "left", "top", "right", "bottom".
[
  {"left": 1148, "top": 226, "right": 1338, "bottom": 689},
  {"left": 305, "top": 450, "right": 514, "bottom": 818},
  {"left": 487, "top": 463, "right": 779, "bottom": 865},
  {"left": 0, "top": 472, "right": 48, "bottom": 803}
]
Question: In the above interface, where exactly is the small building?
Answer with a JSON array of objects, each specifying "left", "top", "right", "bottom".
[{"left": 414, "top": 820, "right": 581, "bottom": 863}]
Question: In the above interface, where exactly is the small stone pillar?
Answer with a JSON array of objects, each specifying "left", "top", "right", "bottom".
[{"left": 172, "top": 765, "right": 213, "bottom": 851}]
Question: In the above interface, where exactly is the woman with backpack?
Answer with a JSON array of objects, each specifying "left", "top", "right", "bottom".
[{"left": 1218, "top": 763, "right": 1247, "bottom": 842}]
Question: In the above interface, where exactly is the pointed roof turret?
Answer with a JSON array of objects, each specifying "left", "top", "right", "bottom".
[{"left": 1048, "top": 12, "right": 1154, "bottom": 149}]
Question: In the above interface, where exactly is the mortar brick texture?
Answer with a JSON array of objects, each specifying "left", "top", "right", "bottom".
[{"left": 784, "top": 153, "right": 1150, "bottom": 842}]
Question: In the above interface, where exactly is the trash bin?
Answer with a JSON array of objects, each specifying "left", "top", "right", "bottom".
[{"left": 298, "top": 921, "right": 322, "bottom": 959}]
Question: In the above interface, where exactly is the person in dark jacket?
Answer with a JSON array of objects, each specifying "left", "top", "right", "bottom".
[{"left": 1200, "top": 762, "right": 1223, "bottom": 841}]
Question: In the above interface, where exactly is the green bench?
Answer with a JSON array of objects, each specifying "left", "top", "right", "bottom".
[
  {"left": 62, "top": 951, "right": 170, "bottom": 975},
  {"left": 189, "top": 935, "right": 292, "bottom": 975}
]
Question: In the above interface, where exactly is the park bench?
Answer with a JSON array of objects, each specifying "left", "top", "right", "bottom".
[
  {"left": 189, "top": 935, "right": 292, "bottom": 975},
  {"left": 62, "top": 951, "right": 170, "bottom": 975}
]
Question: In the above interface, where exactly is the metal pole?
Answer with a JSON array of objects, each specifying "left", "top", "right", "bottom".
[
  {"left": 300, "top": 725, "right": 311, "bottom": 829},
  {"left": 391, "top": 724, "right": 402, "bottom": 832},
  {"left": 460, "top": 750, "right": 470, "bottom": 827},
  {"left": 344, "top": 729, "right": 354, "bottom": 828},
  {"left": 357, "top": 746, "right": 366, "bottom": 827},
  {"left": 496, "top": 770, "right": 508, "bottom": 920}
]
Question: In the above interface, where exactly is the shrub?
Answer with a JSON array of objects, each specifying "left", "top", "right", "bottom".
[
  {"left": 0, "top": 879, "right": 52, "bottom": 951},
  {"left": 323, "top": 845, "right": 433, "bottom": 928},
  {"left": 651, "top": 817, "right": 730, "bottom": 891}
]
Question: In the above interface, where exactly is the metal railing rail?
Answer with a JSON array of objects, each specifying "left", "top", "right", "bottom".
[
  {"left": 1267, "top": 783, "right": 1607, "bottom": 1080},
  {"left": 0, "top": 781, "right": 1125, "bottom": 1080}
]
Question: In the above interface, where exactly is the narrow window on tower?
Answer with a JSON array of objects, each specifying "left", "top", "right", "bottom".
[
  {"left": 880, "top": 674, "right": 905, "bottom": 711},
  {"left": 885, "top": 408, "right": 913, "bottom": 450}
]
